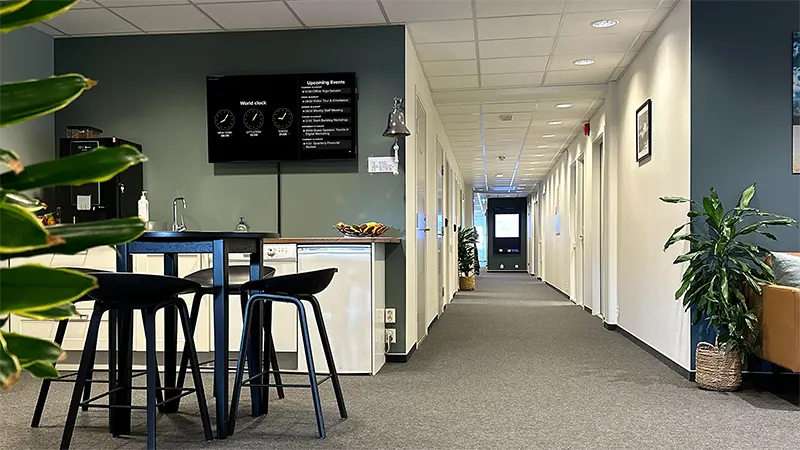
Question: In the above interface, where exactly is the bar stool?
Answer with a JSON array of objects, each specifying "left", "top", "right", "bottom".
[
  {"left": 177, "top": 265, "right": 283, "bottom": 405},
  {"left": 59, "top": 273, "right": 213, "bottom": 450},
  {"left": 30, "top": 268, "right": 121, "bottom": 427},
  {"left": 228, "top": 268, "right": 347, "bottom": 439}
]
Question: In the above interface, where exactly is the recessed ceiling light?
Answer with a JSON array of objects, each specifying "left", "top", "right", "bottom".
[
  {"left": 496, "top": 174, "right": 504, "bottom": 178},
  {"left": 532, "top": 154, "right": 545, "bottom": 157},
  {"left": 542, "top": 134, "right": 555, "bottom": 138},
  {"left": 555, "top": 103, "right": 573, "bottom": 109},
  {"left": 547, "top": 121, "right": 562, "bottom": 125},
  {"left": 529, "top": 162, "right": 540, "bottom": 164},
  {"left": 518, "top": 184, "right": 527, "bottom": 187},
  {"left": 536, "top": 145, "right": 548, "bottom": 148},
  {"left": 573, "top": 59, "right": 595, "bottom": 66},
  {"left": 474, "top": 157, "right": 483, "bottom": 160},
  {"left": 591, "top": 19, "right": 619, "bottom": 28}
]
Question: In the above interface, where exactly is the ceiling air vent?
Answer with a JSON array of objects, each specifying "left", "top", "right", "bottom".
[{"left": 499, "top": 114, "right": 513, "bottom": 121}]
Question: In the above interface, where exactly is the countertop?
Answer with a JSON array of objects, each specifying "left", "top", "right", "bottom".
[{"left": 263, "top": 237, "right": 401, "bottom": 244}]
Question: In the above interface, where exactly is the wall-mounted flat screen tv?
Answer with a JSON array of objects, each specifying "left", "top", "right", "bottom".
[
  {"left": 494, "top": 213, "right": 520, "bottom": 238},
  {"left": 206, "top": 72, "right": 357, "bottom": 163}
]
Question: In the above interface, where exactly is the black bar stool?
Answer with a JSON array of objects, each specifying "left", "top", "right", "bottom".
[
  {"left": 228, "top": 268, "right": 347, "bottom": 439},
  {"left": 177, "top": 266, "right": 284, "bottom": 406},
  {"left": 30, "top": 268, "right": 131, "bottom": 427},
  {"left": 59, "top": 273, "right": 213, "bottom": 450}
]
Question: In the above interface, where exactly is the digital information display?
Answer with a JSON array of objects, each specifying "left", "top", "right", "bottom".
[
  {"left": 206, "top": 73, "right": 357, "bottom": 163},
  {"left": 495, "top": 213, "right": 520, "bottom": 238}
]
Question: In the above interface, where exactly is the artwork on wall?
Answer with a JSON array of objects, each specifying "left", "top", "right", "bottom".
[
  {"left": 793, "top": 32, "right": 799, "bottom": 174},
  {"left": 636, "top": 99, "right": 652, "bottom": 162}
]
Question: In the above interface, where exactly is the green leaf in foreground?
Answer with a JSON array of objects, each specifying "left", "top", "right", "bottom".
[
  {"left": 0, "top": 333, "right": 21, "bottom": 390},
  {"left": 1, "top": 331, "right": 65, "bottom": 364},
  {"left": 0, "top": 148, "right": 23, "bottom": 174},
  {"left": 0, "top": 202, "right": 62, "bottom": 254},
  {"left": 16, "top": 303, "right": 78, "bottom": 320},
  {"left": 0, "top": 145, "right": 146, "bottom": 191},
  {"left": 24, "top": 361, "right": 59, "bottom": 378},
  {"left": 0, "top": 265, "right": 96, "bottom": 315},
  {"left": 2, "top": 217, "right": 146, "bottom": 260},
  {"left": 0, "top": 73, "right": 94, "bottom": 127},
  {"left": 4, "top": 191, "right": 46, "bottom": 212},
  {"left": 0, "top": 0, "right": 32, "bottom": 16},
  {"left": 0, "top": 0, "right": 78, "bottom": 34}
]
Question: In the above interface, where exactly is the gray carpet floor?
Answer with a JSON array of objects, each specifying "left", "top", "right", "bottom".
[{"left": 3, "top": 272, "right": 800, "bottom": 449}]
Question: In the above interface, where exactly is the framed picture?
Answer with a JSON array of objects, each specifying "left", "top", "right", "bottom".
[
  {"left": 793, "top": 32, "right": 799, "bottom": 173},
  {"left": 636, "top": 99, "right": 652, "bottom": 162}
]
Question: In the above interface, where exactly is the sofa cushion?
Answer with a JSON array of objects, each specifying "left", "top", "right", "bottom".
[{"left": 771, "top": 252, "right": 800, "bottom": 289}]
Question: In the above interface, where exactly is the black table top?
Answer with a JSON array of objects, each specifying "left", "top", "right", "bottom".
[{"left": 135, "top": 231, "right": 281, "bottom": 241}]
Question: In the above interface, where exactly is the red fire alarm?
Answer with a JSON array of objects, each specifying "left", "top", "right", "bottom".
[{"left": 583, "top": 123, "right": 590, "bottom": 136}]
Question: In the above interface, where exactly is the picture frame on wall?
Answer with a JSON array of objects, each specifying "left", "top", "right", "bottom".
[
  {"left": 793, "top": 32, "right": 799, "bottom": 174},
  {"left": 636, "top": 99, "right": 652, "bottom": 162}
]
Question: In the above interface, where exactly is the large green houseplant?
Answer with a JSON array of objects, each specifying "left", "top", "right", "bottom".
[
  {"left": 458, "top": 227, "right": 479, "bottom": 291},
  {"left": 0, "top": 0, "right": 147, "bottom": 390},
  {"left": 661, "top": 184, "right": 796, "bottom": 390}
]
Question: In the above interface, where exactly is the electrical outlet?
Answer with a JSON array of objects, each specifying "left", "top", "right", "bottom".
[
  {"left": 385, "top": 308, "right": 396, "bottom": 324},
  {"left": 385, "top": 328, "right": 396, "bottom": 344}
]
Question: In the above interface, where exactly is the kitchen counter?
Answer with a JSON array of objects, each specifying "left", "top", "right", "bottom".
[{"left": 263, "top": 236, "right": 401, "bottom": 244}]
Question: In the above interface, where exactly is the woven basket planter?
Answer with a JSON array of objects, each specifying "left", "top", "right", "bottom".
[
  {"left": 695, "top": 342, "right": 741, "bottom": 391},
  {"left": 459, "top": 276, "right": 475, "bottom": 291}
]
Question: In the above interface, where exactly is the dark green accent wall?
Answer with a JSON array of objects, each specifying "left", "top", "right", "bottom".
[
  {"left": 690, "top": 0, "right": 800, "bottom": 368},
  {"left": 54, "top": 26, "right": 409, "bottom": 352}
]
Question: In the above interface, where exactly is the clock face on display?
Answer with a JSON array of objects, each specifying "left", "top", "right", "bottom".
[
  {"left": 243, "top": 108, "right": 264, "bottom": 130},
  {"left": 272, "top": 108, "right": 293, "bottom": 130},
  {"left": 214, "top": 109, "right": 235, "bottom": 131}
]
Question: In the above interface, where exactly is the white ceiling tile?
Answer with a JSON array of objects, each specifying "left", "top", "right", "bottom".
[
  {"left": 47, "top": 8, "right": 139, "bottom": 34},
  {"left": 481, "top": 56, "right": 549, "bottom": 74},
  {"left": 408, "top": 19, "right": 474, "bottom": 43},
  {"left": 98, "top": 0, "right": 187, "bottom": 5},
  {"left": 477, "top": 15, "right": 561, "bottom": 40},
  {"left": 560, "top": 10, "right": 655, "bottom": 35},
  {"left": 548, "top": 52, "right": 623, "bottom": 70},
  {"left": 479, "top": 37, "right": 554, "bottom": 58},
  {"left": 631, "top": 32, "right": 652, "bottom": 50},
  {"left": 617, "top": 52, "right": 635, "bottom": 68},
  {"left": 544, "top": 68, "right": 613, "bottom": 85},
  {"left": 441, "top": 114, "right": 480, "bottom": 123},
  {"left": 199, "top": 2, "right": 300, "bottom": 29},
  {"left": 31, "top": 23, "right": 65, "bottom": 36},
  {"left": 609, "top": 67, "right": 625, "bottom": 81},
  {"left": 423, "top": 60, "right": 478, "bottom": 76},
  {"left": 482, "top": 72, "right": 545, "bottom": 88},
  {"left": 287, "top": 0, "right": 385, "bottom": 27},
  {"left": 193, "top": 0, "right": 281, "bottom": 2},
  {"left": 436, "top": 104, "right": 480, "bottom": 114},
  {"left": 416, "top": 42, "right": 476, "bottom": 61},
  {"left": 428, "top": 75, "right": 479, "bottom": 90},
  {"left": 445, "top": 121, "right": 482, "bottom": 130},
  {"left": 73, "top": 0, "right": 101, "bottom": 8},
  {"left": 113, "top": 5, "right": 219, "bottom": 31},
  {"left": 645, "top": 7, "right": 671, "bottom": 31},
  {"left": 382, "top": 0, "right": 472, "bottom": 22},
  {"left": 566, "top": 0, "right": 660, "bottom": 12},
  {"left": 554, "top": 33, "right": 636, "bottom": 54},
  {"left": 475, "top": 0, "right": 566, "bottom": 17},
  {"left": 482, "top": 102, "right": 536, "bottom": 113}
]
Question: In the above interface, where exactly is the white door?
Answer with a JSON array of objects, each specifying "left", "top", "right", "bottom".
[
  {"left": 576, "top": 158, "right": 585, "bottom": 308},
  {"left": 416, "top": 97, "right": 428, "bottom": 343},
  {"left": 436, "top": 141, "right": 444, "bottom": 315}
]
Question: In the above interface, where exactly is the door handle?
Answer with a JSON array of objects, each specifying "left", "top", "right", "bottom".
[{"left": 418, "top": 228, "right": 430, "bottom": 232}]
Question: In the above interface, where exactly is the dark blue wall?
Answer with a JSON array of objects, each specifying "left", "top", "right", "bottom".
[{"left": 690, "top": 0, "right": 800, "bottom": 369}]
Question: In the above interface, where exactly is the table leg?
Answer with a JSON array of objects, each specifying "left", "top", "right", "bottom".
[
  {"left": 248, "top": 248, "right": 265, "bottom": 416},
  {"left": 111, "top": 245, "right": 133, "bottom": 436},
  {"left": 212, "top": 239, "right": 230, "bottom": 439},
  {"left": 162, "top": 253, "right": 180, "bottom": 413},
  {"left": 263, "top": 300, "right": 273, "bottom": 415}
]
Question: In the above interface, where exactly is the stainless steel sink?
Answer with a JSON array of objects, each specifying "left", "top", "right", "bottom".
[{"left": 145, "top": 221, "right": 168, "bottom": 231}]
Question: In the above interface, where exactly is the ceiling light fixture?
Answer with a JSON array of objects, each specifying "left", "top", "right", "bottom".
[
  {"left": 536, "top": 145, "right": 548, "bottom": 148},
  {"left": 591, "top": 19, "right": 619, "bottom": 28},
  {"left": 555, "top": 103, "right": 573, "bottom": 109},
  {"left": 573, "top": 59, "right": 595, "bottom": 66},
  {"left": 496, "top": 174, "right": 504, "bottom": 178},
  {"left": 542, "top": 134, "right": 555, "bottom": 138},
  {"left": 547, "top": 121, "right": 562, "bottom": 125}
]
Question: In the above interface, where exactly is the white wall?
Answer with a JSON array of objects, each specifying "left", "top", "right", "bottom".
[
  {"left": 538, "top": 0, "right": 692, "bottom": 369},
  {"left": 0, "top": 28, "right": 55, "bottom": 177},
  {"left": 403, "top": 28, "right": 463, "bottom": 352},
  {"left": 540, "top": 144, "right": 575, "bottom": 295}
]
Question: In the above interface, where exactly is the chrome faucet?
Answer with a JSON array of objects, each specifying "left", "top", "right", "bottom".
[{"left": 172, "top": 197, "right": 187, "bottom": 232}]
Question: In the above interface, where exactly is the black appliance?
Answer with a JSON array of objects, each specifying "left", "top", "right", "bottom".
[
  {"left": 54, "top": 137, "right": 143, "bottom": 224},
  {"left": 206, "top": 72, "right": 358, "bottom": 163}
]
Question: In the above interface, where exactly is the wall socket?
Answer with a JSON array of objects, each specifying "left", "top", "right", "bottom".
[
  {"left": 385, "top": 308, "right": 396, "bottom": 324},
  {"left": 385, "top": 328, "right": 396, "bottom": 344}
]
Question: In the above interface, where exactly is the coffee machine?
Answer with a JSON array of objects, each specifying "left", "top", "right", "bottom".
[{"left": 54, "top": 137, "right": 143, "bottom": 224}]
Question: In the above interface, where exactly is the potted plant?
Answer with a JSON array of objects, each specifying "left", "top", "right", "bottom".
[
  {"left": 0, "top": 0, "right": 147, "bottom": 390},
  {"left": 661, "top": 184, "right": 796, "bottom": 391},
  {"left": 458, "top": 227, "right": 479, "bottom": 291}
]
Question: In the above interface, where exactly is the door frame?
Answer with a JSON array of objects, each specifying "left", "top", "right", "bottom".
[{"left": 415, "top": 96, "right": 428, "bottom": 344}]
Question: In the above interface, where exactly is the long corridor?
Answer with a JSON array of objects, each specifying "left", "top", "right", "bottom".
[{"left": 2, "top": 273, "right": 800, "bottom": 449}]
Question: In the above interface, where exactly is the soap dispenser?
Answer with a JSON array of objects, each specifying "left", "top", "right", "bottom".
[
  {"left": 137, "top": 190, "right": 149, "bottom": 222},
  {"left": 235, "top": 217, "right": 250, "bottom": 232}
]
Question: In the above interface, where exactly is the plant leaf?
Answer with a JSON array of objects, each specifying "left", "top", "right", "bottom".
[
  {"left": 0, "top": 148, "right": 23, "bottom": 174},
  {"left": 3, "top": 217, "right": 146, "bottom": 259},
  {"left": 0, "top": 265, "right": 96, "bottom": 315},
  {"left": 0, "top": 333, "right": 21, "bottom": 390},
  {"left": 738, "top": 184, "right": 756, "bottom": 208},
  {"left": 16, "top": 303, "right": 77, "bottom": 320},
  {"left": 0, "top": 0, "right": 32, "bottom": 15},
  {"left": 0, "top": 0, "right": 78, "bottom": 34},
  {"left": 660, "top": 196, "right": 690, "bottom": 203},
  {"left": 4, "top": 191, "right": 45, "bottom": 212},
  {"left": 0, "top": 74, "right": 94, "bottom": 127},
  {"left": 0, "top": 145, "right": 146, "bottom": 192},
  {"left": 1, "top": 331, "right": 64, "bottom": 364},
  {"left": 23, "top": 361, "right": 58, "bottom": 378},
  {"left": 0, "top": 202, "right": 62, "bottom": 254}
]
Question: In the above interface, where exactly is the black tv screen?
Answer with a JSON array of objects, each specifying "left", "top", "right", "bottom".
[{"left": 206, "top": 72, "right": 357, "bottom": 163}]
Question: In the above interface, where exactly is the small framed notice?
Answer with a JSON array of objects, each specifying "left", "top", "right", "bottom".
[{"left": 368, "top": 156, "right": 397, "bottom": 174}]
